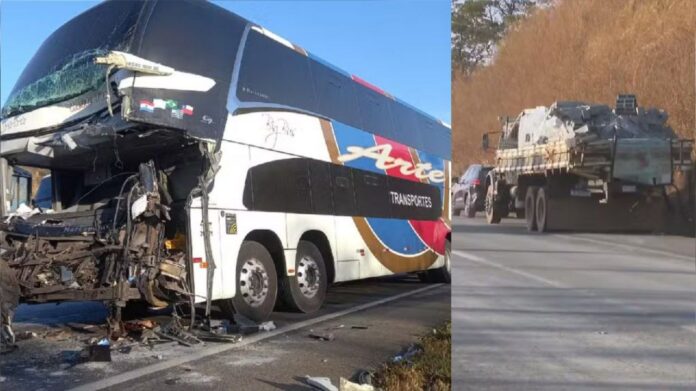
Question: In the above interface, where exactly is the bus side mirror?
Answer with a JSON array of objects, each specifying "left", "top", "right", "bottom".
[{"left": 482, "top": 134, "right": 490, "bottom": 151}]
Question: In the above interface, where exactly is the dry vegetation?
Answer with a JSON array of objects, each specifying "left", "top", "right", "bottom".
[
  {"left": 372, "top": 322, "right": 451, "bottom": 391},
  {"left": 452, "top": 0, "right": 695, "bottom": 173}
]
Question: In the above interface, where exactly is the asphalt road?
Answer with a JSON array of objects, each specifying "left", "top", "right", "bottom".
[
  {"left": 452, "top": 215, "right": 695, "bottom": 390},
  {"left": 0, "top": 276, "right": 450, "bottom": 390}
]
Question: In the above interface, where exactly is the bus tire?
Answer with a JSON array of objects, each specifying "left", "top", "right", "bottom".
[
  {"left": 536, "top": 187, "right": 549, "bottom": 233},
  {"left": 525, "top": 187, "right": 538, "bottom": 232},
  {"left": 220, "top": 241, "right": 277, "bottom": 322},
  {"left": 279, "top": 240, "right": 327, "bottom": 314},
  {"left": 423, "top": 239, "right": 451, "bottom": 284}
]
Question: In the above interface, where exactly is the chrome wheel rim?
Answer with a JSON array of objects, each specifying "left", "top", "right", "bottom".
[
  {"left": 297, "top": 256, "right": 321, "bottom": 298},
  {"left": 239, "top": 258, "right": 269, "bottom": 308}
]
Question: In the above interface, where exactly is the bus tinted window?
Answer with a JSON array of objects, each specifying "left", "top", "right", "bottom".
[
  {"left": 310, "top": 61, "right": 360, "bottom": 126},
  {"left": 238, "top": 30, "right": 317, "bottom": 112},
  {"left": 391, "top": 101, "right": 424, "bottom": 152},
  {"left": 355, "top": 85, "right": 396, "bottom": 139}
]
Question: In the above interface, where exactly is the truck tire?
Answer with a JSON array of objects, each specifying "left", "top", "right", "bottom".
[
  {"left": 219, "top": 241, "right": 278, "bottom": 322},
  {"left": 536, "top": 187, "right": 549, "bottom": 232},
  {"left": 278, "top": 240, "right": 327, "bottom": 314},
  {"left": 463, "top": 194, "right": 476, "bottom": 218},
  {"left": 525, "top": 187, "right": 538, "bottom": 231},
  {"left": 422, "top": 239, "right": 451, "bottom": 284},
  {"left": 485, "top": 185, "right": 502, "bottom": 224}
]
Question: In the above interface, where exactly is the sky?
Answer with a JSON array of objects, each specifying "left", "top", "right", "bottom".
[{"left": 0, "top": 0, "right": 451, "bottom": 123}]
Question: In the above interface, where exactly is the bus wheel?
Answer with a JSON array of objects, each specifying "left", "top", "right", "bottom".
[
  {"left": 221, "top": 241, "right": 277, "bottom": 322},
  {"left": 423, "top": 239, "right": 451, "bottom": 284},
  {"left": 279, "top": 240, "right": 327, "bottom": 314}
]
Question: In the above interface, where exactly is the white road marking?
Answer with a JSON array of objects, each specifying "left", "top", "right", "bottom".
[
  {"left": 552, "top": 233, "right": 695, "bottom": 262},
  {"left": 453, "top": 249, "right": 696, "bottom": 334},
  {"left": 453, "top": 250, "right": 567, "bottom": 288},
  {"left": 68, "top": 283, "right": 444, "bottom": 391}
]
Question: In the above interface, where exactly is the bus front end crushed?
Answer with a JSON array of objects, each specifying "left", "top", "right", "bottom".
[
  {"left": 0, "top": 161, "right": 195, "bottom": 344},
  {"left": 0, "top": 0, "right": 244, "bottom": 349}
]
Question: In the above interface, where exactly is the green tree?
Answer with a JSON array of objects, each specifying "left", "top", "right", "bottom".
[{"left": 452, "top": 0, "right": 542, "bottom": 76}]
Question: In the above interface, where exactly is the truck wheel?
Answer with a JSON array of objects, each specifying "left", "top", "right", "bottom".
[
  {"left": 485, "top": 185, "right": 502, "bottom": 224},
  {"left": 220, "top": 241, "right": 278, "bottom": 322},
  {"left": 536, "top": 187, "right": 549, "bottom": 233},
  {"left": 279, "top": 240, "right": 327, "bottom": 314},
  {"left": 525, "top": 187, "right": 538, "bottom": 231},
  {"left": 423, "top": 239, "right": 451, "bottom": 284},
  {"left": 463, "top": 194, "right": 476, "bottom": 218}
]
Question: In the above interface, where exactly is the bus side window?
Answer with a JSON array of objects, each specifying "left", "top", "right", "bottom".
[
  {"left": 353, "top": 170, "right": 388, "bottom": 217},
  {"left": 237, "top": 29, "right": 317, "bottom": 112},
  {"left": 308, "top": 160, "right": 333, "bottom": 215},
  {"left": 355, "top": 85, "right": 396, "bottom": 140},
  {"left": 311, "top": 62, "right": 359, "bottom": 127},
  {"left": 331, "top": 165, "right": 356, "bottom": 216}
]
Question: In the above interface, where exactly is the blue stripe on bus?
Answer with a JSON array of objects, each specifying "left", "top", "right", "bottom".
[
  {"left": 365, "top": 217, "right": 427, "bottom": 255},
  {"left": 416, "top": 150, "right": 446, "bottom": 203},
  {"left": 332, "top": 121, "right": 382, "bottom": 174}
]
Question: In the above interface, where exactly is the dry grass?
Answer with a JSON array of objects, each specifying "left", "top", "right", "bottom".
[
  {"left": 372, "top": 322, "right": 451, "bottom": 391},
  {"left": 452, "top": 0, "right": 695, "bottom": 173}
]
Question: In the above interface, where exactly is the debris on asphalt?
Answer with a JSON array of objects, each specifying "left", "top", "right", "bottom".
[
  {"left": 42, "top": 329, "right": 72, "bottom": 341},
  {"left": 258, "top": 321, "right": 276, "bottom": 332},
  {"left": 391, "top": 343, "right": 422, "bottom": 364},
  {"left": 229, "top": 313, "right": 261, "bottom": 334},
  {"left": 305, "top": 375, "right": 338, "bottom": 391},
  {"left": 339, "top": 377, "right": 376, "bottom": 391},
  {"left": 82, "top": 339, "right": 112, "bottom": 362},
  {"left": 15, "top": 331, "right": 38, "bottom": 341},
  {"left": 165, "top": 377, "right": 180, "bottom": 385},
  {"left": 308, "top": 331, "right": 335, "bottom": 341},
  {"left": 351, "top": 326, "right": 368, "bottom": 330},
  {"left": 154, "top": 316, "right": 202, "bottom": 347},
  {"left": 124, "top": 319, "right": 156, "bottom": 332},
  {"left": 352, "top": 369, "right": 373, "bottom": 385}
]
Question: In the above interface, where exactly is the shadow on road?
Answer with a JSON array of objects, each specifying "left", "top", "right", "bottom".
[
  {"left": 453, "top": 221, "right": 532, "bottom": 236},
  {"left": 461, "top": 248, "right": 609, "bottom": 255}
]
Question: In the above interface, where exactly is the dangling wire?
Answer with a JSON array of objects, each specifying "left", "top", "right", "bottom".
[{"left": 105, "top": 65, "right": 115, "bottom": 117}]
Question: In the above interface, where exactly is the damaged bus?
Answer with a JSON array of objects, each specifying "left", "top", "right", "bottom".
[{"left": 0, "top": 0, "right": 451, "bottom": 344}]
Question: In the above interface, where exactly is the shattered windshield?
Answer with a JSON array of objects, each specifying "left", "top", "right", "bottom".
[
  {"left": 1, "top": 1, "right": 144, "bottom": 119},
  {"left": 2, "top": 50, "right": 108, "bottom": 118}
]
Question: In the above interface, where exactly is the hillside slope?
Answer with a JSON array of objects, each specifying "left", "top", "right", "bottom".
[{"left": 452, "top": 0, "right": 695, "bottom": 172}]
